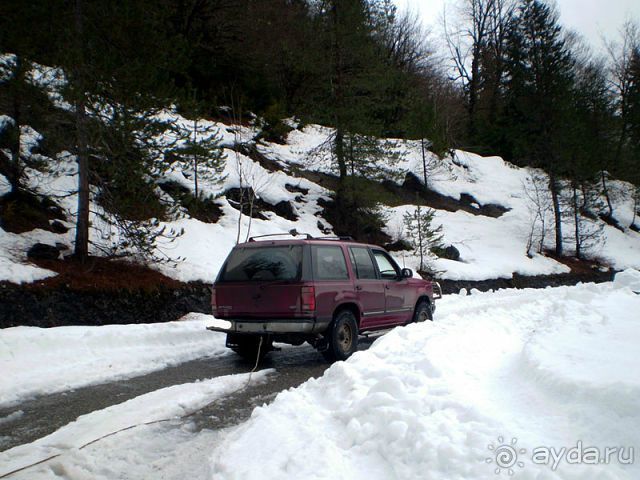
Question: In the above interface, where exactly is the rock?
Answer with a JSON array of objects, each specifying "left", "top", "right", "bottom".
[
  {"left": 317, "top": 221, "right": 330, "bottom": 234},
  {"left": 55, "top": 243, "right": 70, "bottom": 252},
  {"left": 50, "top": 220, "right": 69, "bottom": 234},
  {"left": 285, "top": 183, "right": 309, "bottom": 195},
  {"left": 273, "top": 200, "right": 298, "bottom": 221},
  {"left": 27, "top": 243, "right": 61, "bottom": 261},
  {"left": 384, "top": 240, "right": 413, "bottom": 252},
  {"left": 443, "top": 245, "right": 461, "bottom": 261}
]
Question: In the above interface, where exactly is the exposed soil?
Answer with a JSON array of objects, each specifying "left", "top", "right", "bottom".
[
  {"left": 28, "top": 256, "right": 182, "bottom": 291},
  {"left": 292, "top": 168, "right": 509, "bottom": 219},
  {"left": 235, "top": 143, "right": 283, "bottom": 173},
  {"left": 0, "top": 257, "right": 211, "bottom": 328},
  {"left": 388, "top": 173, "right": 510, "bottom": 218},
  {"left": 599, "top": 212, "right": 625, "bottom": 232},
  {"left": 437, "top": 269, "right": 615, "bottom": 295}
]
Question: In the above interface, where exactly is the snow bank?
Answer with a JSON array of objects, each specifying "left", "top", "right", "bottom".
[
  {"left": 0, "top": 313, "right": 228, "bottom": 407},
  {"left": 614, "top": 268, "right": 640, "bottom": 293},
  {"left": 0, "top": 370, "right": 271, "bottom": 479},
  {"left": 211, "top": 283, "right": 640, "bottom": 479}
]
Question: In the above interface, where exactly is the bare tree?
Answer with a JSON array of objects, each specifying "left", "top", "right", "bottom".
[
  {"left": 562, "top": 180, "right": 605, "bottom": 260},
  {"left": 605, "top": 21, "right": 640, "bottom": 218},
  {"left": 523, "top": 171, "right": 553, "bottom": 256},
  {"left": 231, "top": 154, "right": 273, "bottom": 243},
  {"left": 443, "top": 0, "right": 516, "bottom": 137},
  {"left": 376, "top": 7, "right": 433, "bottom": 76}
]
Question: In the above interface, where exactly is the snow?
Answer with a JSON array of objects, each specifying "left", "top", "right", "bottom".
[
  {"left": 385, "top": 205, "right": 571, "bottom": 280},
  {"left": 0, "top": 253, "right": 57, "bottom": 284},
  {"left": 0, "top": 370, "right": 272, "bottom": 479},
  {"left": 1, "top": 282, "right": 638, "bottom": 478},
  {"left": 154, "top": 152, "right": 333, "bottom": 282},
  {"left": 210, "top": 281, "right": 640, "bottom": 479},
  {"left": 0, "top": 227, "right": 58, "bottom": 283},
  {"left": 0, "top": 313, "right": 228, "bottom": 407},
  {"left": 613, "top": 268, "right": 640, "bottom": 293},
  {"left": 0, "top": 96, "right": 638, "bottom": 285}
]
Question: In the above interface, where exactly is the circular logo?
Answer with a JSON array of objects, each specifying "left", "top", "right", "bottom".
[{"left": 486, "top": 437, "right": 526, "bottom": 476}]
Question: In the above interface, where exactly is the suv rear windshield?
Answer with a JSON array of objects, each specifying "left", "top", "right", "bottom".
[{"left": 219, "top": 245, "right": 303, "bottom": 282}]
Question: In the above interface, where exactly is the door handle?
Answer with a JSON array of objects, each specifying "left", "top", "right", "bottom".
[
  {"left": 355, "top": 285, "right": 363, "bottom": 291},
  {"left": 385, "top": 285, "right": 390, "bottom": 290}
]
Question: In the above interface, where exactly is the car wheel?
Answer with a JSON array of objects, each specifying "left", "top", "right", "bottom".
[
  {"left": 322, "top": 310, "right": 358, "bottom": 362},
  {"left": 229, "top": 334, "right": 272, "bottom": 363},
  {"left": 412, "top": 301, "right": 433, "bottom": 323}
]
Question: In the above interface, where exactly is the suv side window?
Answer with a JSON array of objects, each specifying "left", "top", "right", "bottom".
[
  {"left": 372, "top": 250, "right": 400, "bottom": 279},
  {"left": 348, "top": 247, "right": 377, "bottom": 279},
  {"left": 312, "top": 245, "right": 349, "bottom": 281}
]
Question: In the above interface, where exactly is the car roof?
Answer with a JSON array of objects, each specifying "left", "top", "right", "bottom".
[{"left": 235, "top": 238, "right": 382, "bottom": 249}]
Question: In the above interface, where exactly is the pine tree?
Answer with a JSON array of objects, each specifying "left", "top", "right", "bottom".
[
  {"left": 168, "top": 96, "right": 226, "bottom": 201},
  {"left": 503, "top": 0, "right": 575, "bottom": 256},
  {"left": 51, "top": 0, "right": 187, "bottom": 260},
  {"left": 403, "top": 205, "right": 444, "bottom": 273}
]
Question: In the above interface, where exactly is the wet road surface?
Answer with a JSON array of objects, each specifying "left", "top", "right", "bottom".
[{"left": 0, "top": 338, "right": 376, "bottom": 452}]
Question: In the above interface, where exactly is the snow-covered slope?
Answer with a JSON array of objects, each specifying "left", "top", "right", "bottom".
[
  {"left": 259, "top": 126, "right": 640, "bottom": 280},
  {"left": 209, "top": 278, "right": 640, "bottom": 480},
  {"left": 1, "top": 105, "right": 639, "bottom": 284}
]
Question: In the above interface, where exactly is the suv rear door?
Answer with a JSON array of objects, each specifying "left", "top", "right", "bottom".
[{"left": 214, "top": 244, "right": 308, "bottom": 319}]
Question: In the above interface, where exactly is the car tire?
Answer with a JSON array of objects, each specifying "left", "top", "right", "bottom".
[
  {"left": 322, "top": 310, "right": 358, "bottom": 362},
  {"left": 229, "top": 335, "right": 272, "bottom": 363},
  {"left": 412, "top": 300, "right": 433, "bottom": 323}
]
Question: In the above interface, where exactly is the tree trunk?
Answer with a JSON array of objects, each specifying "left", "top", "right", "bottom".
[
  {"left": 572, "top": 183, "right": 581, "bottom": 259},
  {"left": 417, "top": 206, "right": 424, "bottom": 271},
  {"left": 633, "top": 187, "right": 639, "bottom": 227},
  {"left": 244, "top": 193, "right": 255, "bottom": 243},
  {"left": 549, "top": 172, "right": 563, "bottom": 256},
  {"left": 73, "top": 0, "right": 90, "bottom": 261},
  {"left": 600, "top": 170, "right": 613, "bottom": 218},
  {"left": 335, "top": 129, "right": 347, "bottom": 180},
  {"left": 193, "top": 119, "right": 199, "bottom": 199},
  {"left": 468, "top": 47, "right": 480, "bottom": 139},
  {"left": 6, "top": 55, "right": 25, "bottom": 192},
  {"left": 235, "top": 170, "right": 244, "bottom": 245},
  {"left": 421, "top": 138, "right": 428, "bottom": 188}
]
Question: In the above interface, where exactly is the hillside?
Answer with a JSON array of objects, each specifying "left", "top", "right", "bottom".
[{"left": 1, "top": 106, "right": 639, "bottom": 291}]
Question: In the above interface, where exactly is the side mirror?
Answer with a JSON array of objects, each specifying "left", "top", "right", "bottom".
[{"left": 401, "top": 268, "right": 413, "bottom": 278}]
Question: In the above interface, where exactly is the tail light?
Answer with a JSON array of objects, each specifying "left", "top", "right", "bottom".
[
  {"left": 211, "top": 287, "right": 217, "bottom": 314},
  {"left": 301, "top": 286, "right": 316, "bottom": 312}
]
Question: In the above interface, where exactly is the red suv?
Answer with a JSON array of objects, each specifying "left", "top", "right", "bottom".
[{"left": 207, "top": 233, "right": 441, "bottom": 362}]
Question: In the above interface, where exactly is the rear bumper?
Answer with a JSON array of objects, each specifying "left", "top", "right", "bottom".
[{"left": 206, "top": 318, "right": 326, "bottom": 334}]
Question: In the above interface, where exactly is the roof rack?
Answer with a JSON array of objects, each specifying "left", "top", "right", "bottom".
[
  {"left": 314, "top": 236, "right": 354, "bottom": 241},
  {"left": 248, "top": 229, "right": 312, "bottom": 242},
  {"left": 247, "top": 231, "right": 355, "bottom": 242}
]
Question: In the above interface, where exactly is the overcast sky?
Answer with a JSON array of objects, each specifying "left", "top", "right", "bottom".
[{"left": 396, "top": 0, "right": 640, "bottom": 52}]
